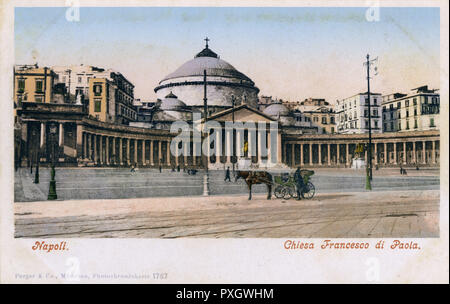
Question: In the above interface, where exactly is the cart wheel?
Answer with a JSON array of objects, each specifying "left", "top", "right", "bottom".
[
  {"left": 282, "top": 187, "right": 293, "bottom": 200},
  {"left": 274, "top": 186, "right": 284, "bottom": 199},
  {"left": 303, "top": 182, "right": 315, "bottom": 199}
]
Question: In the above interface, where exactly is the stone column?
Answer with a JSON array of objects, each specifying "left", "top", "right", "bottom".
[
  {"left": 132, "top": 139, "right": 137, "bottom": 166},
  {"left": 412, "top": 141, "right": 416, "bottom": 164},
  {"left": 226, "top": 131, "right": 232, "bottom": 164},
  {"left": 59, "top": 123, "right": 64, "bottom": 147},
  {"left": 393, "top": 142, "right": 397, "bottom": 164},
  {"left": 327, "top": 144, "right": 331, "bottom": 166},
  {"left": 384, "top": 142, "right": 387, "bottom": 164},
  {"left": 277, "top": 132, "right": 282, "bottom": 164},
  {"left": 150, "top": 140, "right": 154, "bottom": 165},
  {"left": 183, "top": 140, "right": 188, "bottom": 166},
  {"left": 93, "top": 135, "right": 98, "bottom": 164},
  {"left": 403, "top": 141, "right": 407, "bottom": 164},
  {"left": 422, "top": 141, "right": 426, "bottom": 164},
  {"left": 142, "top": 140, "right": 146, "bottom": 165},
  {"left": 374, "top": 143, "right": 378, "bottom": 165},
  {"left": 318, "top": 144, "right": 322, "bottom": 165},
  {"left": 76, "top": 124, "right": 83, "bottom": 159},
  {"left": 40, "top": 122, "right": 46, "bottom": 148},
  {"left": 112, "top": 137, "right": 116, "bottom": 165},
  {"left": 300, "top": 143, "right": 304, "bottom": 165},
  {"left": 346, "top": 143, "right": 350, "bottom": 166},
  {"left": 336, "top": 144, "right": 340, "bottom": 165},
  {"left": 119, "top": 137, "right": 123, "bottom": 165},
  {"left": 248, "top": 130, "right": 253, "bottom": 160},
  {"left": 167, "top": 140, "right": 171, "bottom": 165},
  {"left": 236, "top": 130, "right": 242, "bottom": 158},
  {"left": 291, "top": 144, "right": 295, "bottom": 167},
  {"left": 158, "top": 140, "right": 162, "bottom": 165},
  {"left": 126, "top": 138, "right": 130, "bottom": 165},
  {"left": 257, "top": 130, "right": 262, "bottom": 164},
  {"left": 432, "top": 140, "right": 436, "bottom": 164},
  {"left": 216, "top": 130, "right": 222, "bottom": 164},
  {"left": 309, "top": 143, "right": 313, "bottom": 166},
  {"left": 105, "top": 137, "right": 110, "bottom": 165},
  {"left": 99, "top": 136, "right": 104, "bottom": 165}
]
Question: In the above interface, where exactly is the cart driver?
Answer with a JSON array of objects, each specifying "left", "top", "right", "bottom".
[{"left": 294, "top": 167, "right": 305, "bottom": 200}]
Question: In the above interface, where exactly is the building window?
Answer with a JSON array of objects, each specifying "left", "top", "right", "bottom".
[
  {"left": 322, "top": 117, "right": 327, "bottom": 124},
  {"left": 94, "top": 99, "right": 101, "bottom": 112},
  {"left": 405, "top": 100, "right": 409, "bottom": 107},
  {"left": 390, "top": 122, "right": 394, "bottom": 130},
  {"left": 331, "top": 127, "right": 334, "bottom": 133},
  {"left": 390, "top": 104, "right": 393, "bottom": 110},
  {"left": 390, "top": 112, "right": 393, "bottom": 119},
  {"left": 35, "top": 95, "right": 43, "bottom": 102},
  {"left": 374, "top": 120, "right": 378, "bottom": 128},
  {"left": 17, "top": 78, "right": 25, "bottom": 93},
  {"left": 413, "top": 98, "right": 417, "bottom": 105},
  {"left": 414, "top": 108, "right": 417, "bottom": 116},
  {"left": 373, "top": 109, "right": 377, "bottom": 116},
  {"left": 397, "top": 102, "right": 401, "bottom": 109},
  {"left": 364, "top": 110, "right": 368, "bottom": 117},
  {"left": 414, "top": 119, "right": 418, "bottom": 129},
  {"left": 406, "top": 110, "right": 409, "bottom": 117},
  {"left": 78, "top": 76, "right": 82, "bottom": 83},
  {"left": 383, "top": 106, "right": 386, "bottom": 112},
  {"left": 406, "top": 120, "right": 410, "bottom": 130},
  {"left": 35, "top": 79, "right": 43, "bottom": 93},
  {"left": 430, "top": 118, "right": 435, "bottom": 127},
  {"left": 93, "top": 84, "right": 102, "bottom": 96},
  {"left": 398, "top": 122, "right": 401, "bottom": 130},
  {"left": 330, "top": 117, "right": 335, "bottom": 124}
]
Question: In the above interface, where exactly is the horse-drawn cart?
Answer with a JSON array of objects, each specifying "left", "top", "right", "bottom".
[{"left": 273, "top": 170, "right": 315, "bottom": 200}]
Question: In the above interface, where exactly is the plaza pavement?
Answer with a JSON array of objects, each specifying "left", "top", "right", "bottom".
[
  {"left": 15, "top": 189, "right": 439, "bottom": 238},
  {"left": 14, "top": 167, "right": 440, "bottom": 202}
]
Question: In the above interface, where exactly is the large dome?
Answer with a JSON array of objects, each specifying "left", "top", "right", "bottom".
[
  {"left": 160, "top": 92, "right": 187, "bottom": 111},
  {"left": 263, "top": 103, "right": 291, "bottom": 117},
  {"left": 160, "top": 56, "right": 253, "bottom": 84},
  {"left": 154, "top": 41, "right": 259, "bottom": 109}
]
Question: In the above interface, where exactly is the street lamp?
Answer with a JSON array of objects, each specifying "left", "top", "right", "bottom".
[{"left": 47, "top": 123, "right": 58, "bottom": 200}]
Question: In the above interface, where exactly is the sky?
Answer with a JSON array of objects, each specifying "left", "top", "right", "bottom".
[{"left": 15, "top": 6, "right": 440, "bottom": 104}]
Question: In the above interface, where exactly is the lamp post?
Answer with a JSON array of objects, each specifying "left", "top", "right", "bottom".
[
  {"left": 47, "top": 123, "right": 58, "bottom": 200},
  {"left": 364, "top": 54, "right": 377, "bottom": 188}
]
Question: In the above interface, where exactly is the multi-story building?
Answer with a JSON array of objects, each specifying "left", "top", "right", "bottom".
[
  {"left": 14, "top": 64, "right": 55, "bottom": 105},
  {"left": 88, "top": 74, "right": 137, "bottom": 125},
  {"left": 382, "top": 85, "right": 439, "bottom": 133},
  {"left": 335, "top": 92, "right": 382, "bottom": 134},
  {"left": 297, "top": 98, "right": 336, "bottom": 134},
  {"left": 52, "top": 64, "right": 109, "bottom": 103}
]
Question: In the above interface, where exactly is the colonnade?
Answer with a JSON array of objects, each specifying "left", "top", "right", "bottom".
[{"left": 285, "top": 139, "right": 440, "bottom": 168}]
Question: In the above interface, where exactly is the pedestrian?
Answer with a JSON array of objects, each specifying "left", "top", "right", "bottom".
[
  {"left": 416, "top": 165, "right": 419, "bottom": 170},
  {"left": 294, "top": 166, "right": 305, "bottom": 200},
  {"left": 224, "top": 166, "right": 231, "bottom": 182},
  {"left": 177, "top": 164, "right": 180, "bottom": 172},
  {"left": 400, "top": 165, "right": 403, "bottom": 175},
  {"left": 130, "top": 164, "right": 135, "bottom": 172},
  {"left": 159, "top": 160, "right": 162, "bottom": 173}
]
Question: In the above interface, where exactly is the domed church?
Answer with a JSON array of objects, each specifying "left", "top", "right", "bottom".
[{"left": 154, "top": 38, "right": 260, "bottom": 114}]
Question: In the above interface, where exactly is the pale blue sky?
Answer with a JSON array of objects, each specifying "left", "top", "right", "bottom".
[{"left": 15, "top": 7, "right": 440, "bottom": 102}]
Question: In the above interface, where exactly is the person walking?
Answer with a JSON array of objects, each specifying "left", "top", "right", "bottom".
[
  {"left": 159, "top": 160, "right": 162, "bottom": 173},
  {"left": 224, "top": 167, "right": 231, "bottom": 182},
  {"left": 294, "top": 166, "right": 305, "bottom": 200}
]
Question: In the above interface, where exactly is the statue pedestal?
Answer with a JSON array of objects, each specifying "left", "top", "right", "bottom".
[
  {"left": 237, "top": 157, "right": 252, "bottom": 170},
  {"left": 351, "top": 157, "right": 366, "bottom": 169}
]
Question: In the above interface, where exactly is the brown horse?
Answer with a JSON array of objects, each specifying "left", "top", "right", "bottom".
[{"left": 235, "top": 171, "right": 273, "bottom": 200}]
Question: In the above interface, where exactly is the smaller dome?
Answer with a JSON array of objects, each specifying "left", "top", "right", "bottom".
[
  {"left": 160, "top": 92, "right": 187, "bottom": 111},
  {"left": 263, "top": 103, "right": 291, "bottom": 117}
]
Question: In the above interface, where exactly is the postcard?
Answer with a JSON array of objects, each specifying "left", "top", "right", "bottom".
[{"left": 0, "top": 0, "right": 448, "bottom": 284}]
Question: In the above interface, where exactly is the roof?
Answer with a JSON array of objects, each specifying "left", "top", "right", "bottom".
[
  {"left": 203, "top": 104, "right": 276, "bottom": 122},
  {"left": 159, "top": 47, "right": 254, "bottom": 84}
]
